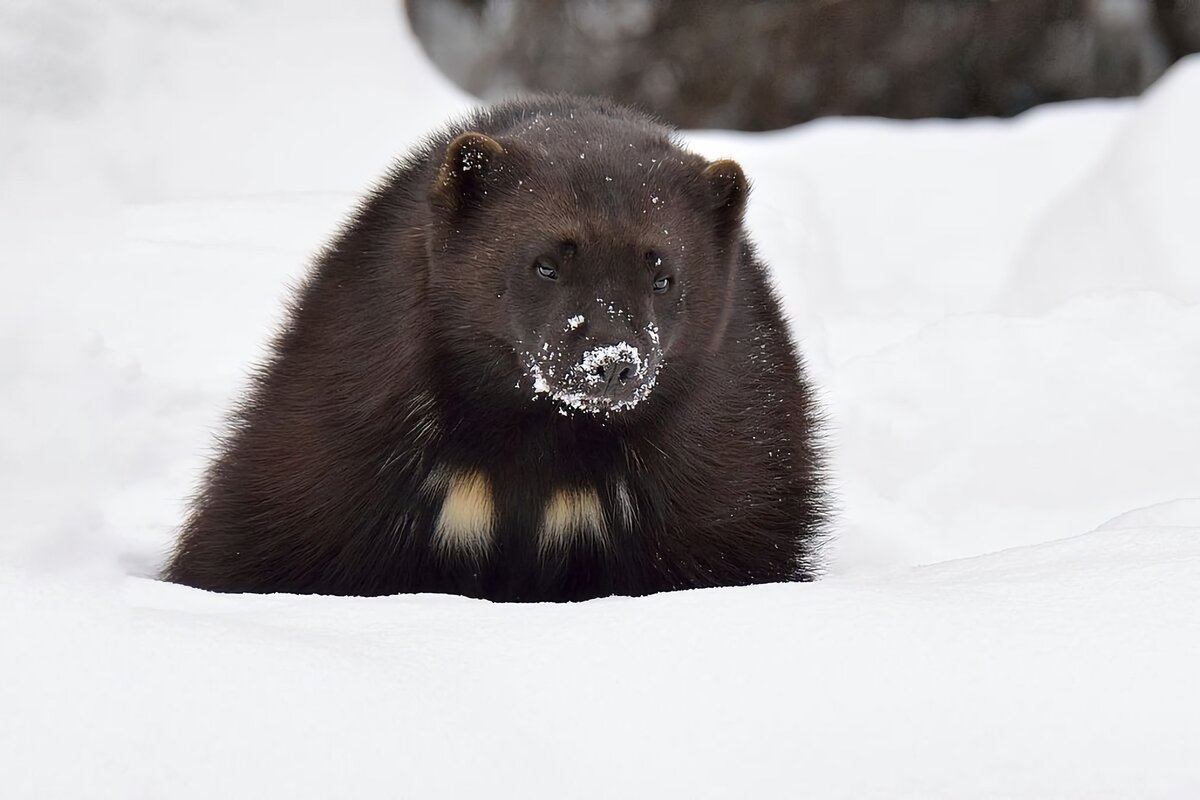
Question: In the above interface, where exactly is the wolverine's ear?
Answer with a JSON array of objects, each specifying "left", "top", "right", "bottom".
[
  {"left": 702, "top": 159, "right": 748, "bottom": 236},
  {"left": 432, "top": 131, "right": 507, "bottom": 219}
]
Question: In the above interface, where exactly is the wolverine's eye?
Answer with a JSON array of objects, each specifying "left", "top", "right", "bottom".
[
  {"left": 534, "top": 259, "right": 559, "bottom": 281},
  {"left": 646, "top": 250, "right": 670, "bottom": 293}
]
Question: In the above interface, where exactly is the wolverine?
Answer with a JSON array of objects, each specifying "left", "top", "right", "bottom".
[{"left": 166, "top": 96, "right": 827, "bottom": 601}]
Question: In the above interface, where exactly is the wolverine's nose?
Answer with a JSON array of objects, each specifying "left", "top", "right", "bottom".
[
  {"left": 595, "top": 358, "right": 637, "bottom": 392},
  {"left": 582, "top": 346, "right": 641, "bottom": 399}
]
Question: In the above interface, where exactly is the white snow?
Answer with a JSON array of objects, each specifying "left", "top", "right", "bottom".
[
  {"left": 577, "top": 342, "right": 642, "bottom": 384},
  {"left": 522, "top": 338, "right": 658, "bottom": 415},
  {"left": 2, "top": 1, "right": 1199, "bottom": 797}
]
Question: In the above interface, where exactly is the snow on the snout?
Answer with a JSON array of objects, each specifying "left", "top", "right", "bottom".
[
  {"left": 577, "top": 342, "right": 642, "bottom": 386},
  {"left": 522, "top": 296, "right": 664, "bottom": 414},
  {"left": 521, "top": 327, "right": 663, "bottom": 415}
]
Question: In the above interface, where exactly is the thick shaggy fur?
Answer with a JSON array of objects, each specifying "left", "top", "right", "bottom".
[{"left": 166, "top": 96, "right": 827, "bottom": 601}]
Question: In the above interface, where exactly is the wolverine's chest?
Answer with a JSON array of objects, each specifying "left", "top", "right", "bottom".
[
  {"left": 412, "top": 411, "right": 654, "bottom": 560},
  {"left": 420, "top": 463, "right": 645, "bottom": 564}
]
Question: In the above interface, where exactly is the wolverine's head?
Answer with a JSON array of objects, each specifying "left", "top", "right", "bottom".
[{"left": 425, "top": 105, "right": 747, "bottom": 418}]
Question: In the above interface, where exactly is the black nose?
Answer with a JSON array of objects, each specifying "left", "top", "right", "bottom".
[
  {"left": 600, "top": 359, "right": 635, "bottom": 383},
  {"left": 594, "top": 358, "right": 638, "bottom": 394}
]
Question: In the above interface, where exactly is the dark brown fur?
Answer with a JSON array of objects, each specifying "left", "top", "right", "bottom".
[{"left": 166, "top": 96, "right": 827, "bottom": 601}]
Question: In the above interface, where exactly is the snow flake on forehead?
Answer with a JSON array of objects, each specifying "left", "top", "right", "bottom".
[
  {"left": 565, "top": 315, "right": 585, "bottom": 331},
  {"left": 595, "top": 298, "right": 633, "bottom": 325}
]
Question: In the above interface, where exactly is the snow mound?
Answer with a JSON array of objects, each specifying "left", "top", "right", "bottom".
[
  {"left": 998, "top": 57, "right": 1200, "bottom": 312},
  {"left": 3, "top": 527, "right": 1199, "bottom": 799},
  {"left": 1096, "top": 498, "right": 1200, "bottom": 531}
]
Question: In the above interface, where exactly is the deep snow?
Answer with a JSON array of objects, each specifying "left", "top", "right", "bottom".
[{"left": 1, "top": 1, "right": 1198, "bottom": 797}]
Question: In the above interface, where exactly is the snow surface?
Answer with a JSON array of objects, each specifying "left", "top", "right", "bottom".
[{"left": 2, "top": 1, "right": 1199, "bottom": 797}]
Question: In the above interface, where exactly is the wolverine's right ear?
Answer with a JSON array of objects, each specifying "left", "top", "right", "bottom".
[
  {"left": 702, "top": 158, "right": 748, "bottom": 239},
  {"left": 431, "top": 131, "right": 507, "bottom": 220}
]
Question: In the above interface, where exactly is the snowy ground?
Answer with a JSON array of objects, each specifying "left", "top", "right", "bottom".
[{"left": 2, "top": 1, "right": 1199, "bottom": 797}]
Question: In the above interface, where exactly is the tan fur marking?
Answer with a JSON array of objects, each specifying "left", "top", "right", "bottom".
[
  {"left": 539, "top": 485, "right": 608, "bottom": 553},
  {"left": 612, "top": 480, "right": 636, "bottom": 529},
  {"left": 430, "top": 469, "right": 495, "bottom": 558}
]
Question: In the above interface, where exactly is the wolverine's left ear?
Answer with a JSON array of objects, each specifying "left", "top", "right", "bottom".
[
  {"left": 702, "top": 158, "right": 748, "bottom": 237},
  {"left": 431, "top": 131, "right": 508, "bottom": 220}
]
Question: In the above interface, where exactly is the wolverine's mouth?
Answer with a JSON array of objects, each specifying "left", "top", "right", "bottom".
[{"left": 523, "top": 340, "right": 661, "bottom": 415}]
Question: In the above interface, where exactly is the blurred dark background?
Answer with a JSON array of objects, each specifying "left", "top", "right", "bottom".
[{"left": 407, "top": 0, "right": 1200, "bottom": 130}]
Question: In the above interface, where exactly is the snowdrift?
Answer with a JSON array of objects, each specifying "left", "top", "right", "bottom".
[{"left": 1, "top": 1, "right": 1198, "bottom": 796}]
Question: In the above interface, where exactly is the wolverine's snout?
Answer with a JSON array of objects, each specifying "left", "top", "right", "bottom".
[{"left": 581, "top": 344, "right": 641, "bottom": 403}]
